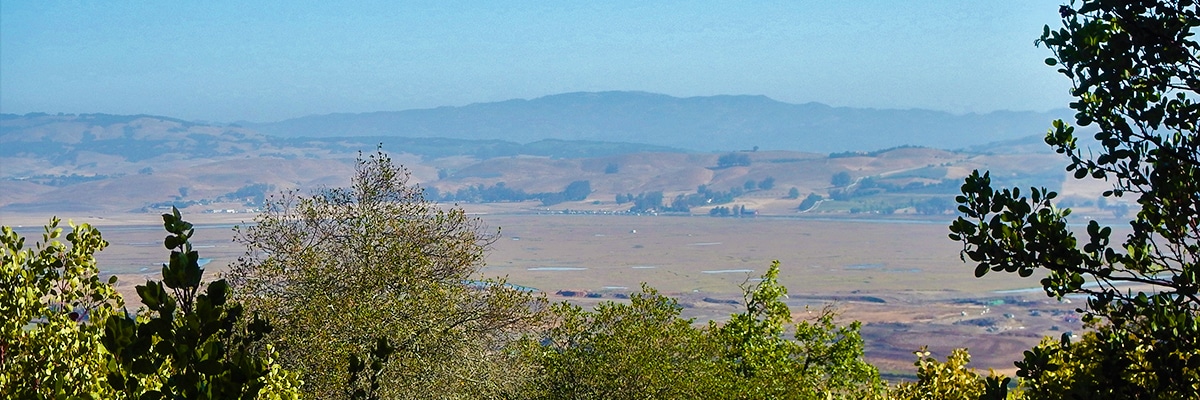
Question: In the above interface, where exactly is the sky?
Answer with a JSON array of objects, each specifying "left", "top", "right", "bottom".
[{"left": 1, "top": 1, "right": 1072, "bottom": 123}]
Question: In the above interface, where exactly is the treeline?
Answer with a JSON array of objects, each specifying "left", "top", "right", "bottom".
[
  {"left": 708, "top": 204, "right": 753, "bottom": 217},
  {"left": 828, "top": 144, "right": 928, "bottom": 159},
  {"left": 617, "top": 179, "right": 775, "bottom": 213},
  {"left": 437, "top": 180, "right": 591, "bottom": 206},
  {"left": 9, "top": 173, "right": 114, "bottom": 187}
]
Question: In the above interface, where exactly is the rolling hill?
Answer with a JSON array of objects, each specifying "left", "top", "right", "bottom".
[
  {"left": 1, "top": 99, "right": 1092, "bottom": 219},
  {"left": 248, "top": 91, "right": 1072, "bottom": 153}
]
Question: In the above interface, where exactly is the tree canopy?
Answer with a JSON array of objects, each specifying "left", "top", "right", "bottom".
[
  {"left": 227, "top": 149, "right": 546, "bottom": 399},
  {"left": 1, "top": 211, "right": 302, "bottom": 399},
  {"left": 950, "top": 0, "right": 1200, "bottom": 396}
]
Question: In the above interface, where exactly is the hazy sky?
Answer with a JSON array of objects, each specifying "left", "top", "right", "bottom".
[{"left": 1, "top": 1, "right": 1071, "bottom": 122}]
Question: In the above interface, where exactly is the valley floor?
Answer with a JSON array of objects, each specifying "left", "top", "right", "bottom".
[{"left": 3, "top": 208, "right": 1085, "bottom": 377}]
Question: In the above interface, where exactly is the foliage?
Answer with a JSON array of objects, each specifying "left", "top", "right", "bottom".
[
  {"left": 914, "top": 196, "right": 955, "bottom": 215},
  {"left": 798, "top": 193, "right": 823, "bottom": 211},
  {"left": 709, "top": 205, "right": 751, "bottom": 217},
  {"left": 831, "top": 171, "right": 853, "bottom": 187},
  {"left": 221, "top": 183, "right": 276, "bottom": 206},
  {"left": 758, "top": 176, "right": 776, "bottom": 190},
  {"left": 657, "top": 184, "right": 757, "bottom": 213},
  {"left": 345, "top": 337, "right": 395, "bottom": 400},
  {"left": 787, "top": 187, "right": 801, "bottom": 199},
  {"left": 712, "top": 261, "right": 885, "bottom": 399},
  {"left": 2, "top": 219, "right": 123, "bottom": 398},
  {"left": 625, "top": 191, "right": 665, "bottom": 212},
  {"left": 228, "top": 149, "right": 546, "bottom": 399},
  {"left": 526, "top": 285, "right": 731, "bottom": 399},
  {"left": 102, "top": 207, "right": 302, "bottom": 399},
  {"left": 1, "top": 211, "right": 300, "bottom": 400},
  {"left": 718, "top": 152, "right": 751, "bottom": 168},
  {"left": 950, "top": 0, "right": 1200, "bottom": 396},
  {"left": 438, "top": 180, "right": 590, "bottom": 206},
  {"left": 541, "top": 180, "right": 591, "bottom": 206},
  {"left": 890, "top": 347, "right": 1015, "bottom": 400},
  {"left": 525, "top": 263, "right": 883, "bottom": 399},
  {"left": 443, "top": 182, "right": 530, "bottom": 203}
]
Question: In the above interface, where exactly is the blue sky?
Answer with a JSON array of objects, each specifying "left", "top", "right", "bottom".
[{"left": 1, "top": 1, "right": 1070, "bottom": 122}]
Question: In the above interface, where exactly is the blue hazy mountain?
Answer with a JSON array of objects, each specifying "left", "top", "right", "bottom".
[{"left": 248, "top": 91, "right": 1070, "bottom": 153}]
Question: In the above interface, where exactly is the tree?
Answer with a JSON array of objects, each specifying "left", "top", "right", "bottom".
[
  {"left": 889, "top": 347, "right": 1012, "bottom": 400},
  {"left": 744, "top": 180, "right": 757, "bottom": 191},
  {"left": 718, "top": 152, "right": 751, "bottom": 168},
  {"left": 798, "top": 193, "right": 823, "bottom": 212},
  {"left": 102, "top": 208, "right": 303, "bottom": 399},
  {"left": 787, "top": 187, "right": 801, "bottom": 199},
  {"left": 526, "top": 285, "right": 730, "bottom": 399},
  {"left": 227, "top": 149, "right": 545, "bottom": 399},
  {"left": 562, "top": 180, "right": 591, "bottom": 201},
  {"left": 758, "top": 176, "right": 776, "bottom": 190},
  {"left": 712, "top": 261, "right": 884, "bottom": 399},
  {"left": 914, "top": 196, "right": 954, "bottom": 215},
  {"left": 949, "top": 0, "right": 1200, "bottom": 396},
  {"left": 831, "top": 171, "right": 853, "bottom": 187},
  {"left": 2, "top": 219, "right": 123, "bottom": 398},
  {"left": 525, "top": 263, "right": 883, "bottom": 399},
  {"left": 629, "top": 191, "right": 665, "bottom": 212},
  {"left": 1, "top": 212, "right": 301, "bottom": 399}
]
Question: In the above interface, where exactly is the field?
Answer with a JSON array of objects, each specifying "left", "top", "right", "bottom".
[
  {"left": 5, "top": 208, "right": 1089, "bottom": 378},
  {"left": 480, "top": 213, "right": 1081, "bottom": 376}
]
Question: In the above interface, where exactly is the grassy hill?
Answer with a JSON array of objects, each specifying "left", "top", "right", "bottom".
[{"left": 2, "top": 112, "right": 1097, "bottom": 221}]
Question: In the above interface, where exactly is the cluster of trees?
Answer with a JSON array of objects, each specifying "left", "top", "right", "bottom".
[
  {"left": 2, "top": 211, "right": 303, "bottom": 399},
  {"left": 221, "top": 183, "right": 276, "bottom": 206},
  {"left": 746, "top": 177, "right": 775, "bottom": 191},
  {"left": 913, "top": 197, "right": 955, "bottom": 215},
  {"left": 717, "top": 152, "right": 752, "bottom": 168},
  {"left": 828, "top": 145, "right": 928, "bottom": 159},
  {"left": 831, "top": 171, "right": 854, "bottom": 187},
  {"left": 525, "top": 262, "right": 884, "bottom": 399},
  {"left": 708, "top": 204, "right": 753, "bottom": 217},
  {"left": 615, "top": 191, "right": 665, "bottom": 212},
  {"left": 145, "top": 183, "right": 277, "bottom": 212},
  {"left": 16, "top": 173, "right": 112, "bottom": 187},
  {"left": 437, "top": 180, "right": 591, "bottom": 206},
  {"left": 827, "top": 175, "right": 959, "bottom": 205},
  {"left": 620, "top": 181, "right": 781, "bottom": 214},
  {"left": 798, "top": 193, "right": 823, "bottom": 211}
]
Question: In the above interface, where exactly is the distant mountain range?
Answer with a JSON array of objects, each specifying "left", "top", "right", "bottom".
[{"left": 246, "top": 91, "right": 1072, "bottom": 153}]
